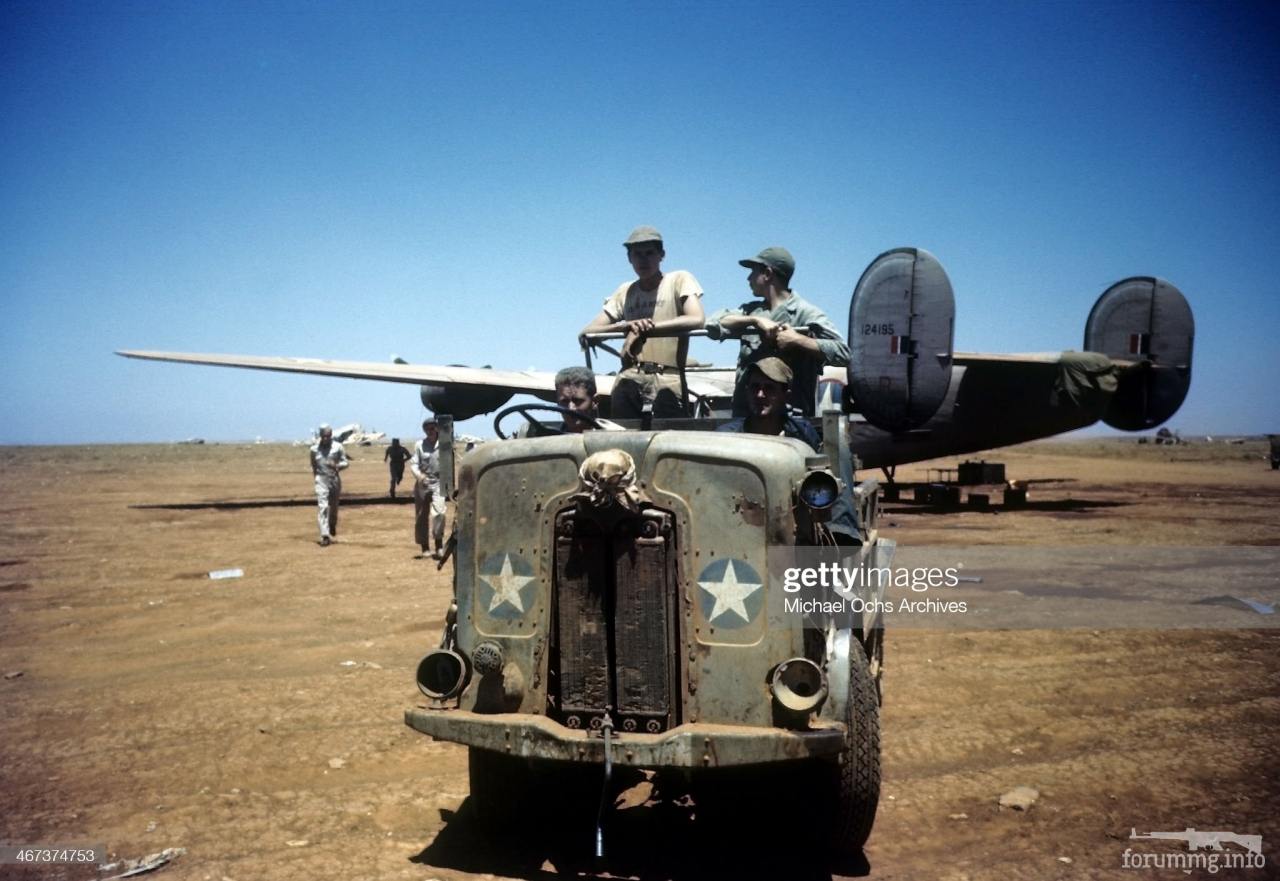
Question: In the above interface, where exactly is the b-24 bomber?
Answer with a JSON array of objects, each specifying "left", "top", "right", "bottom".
[{"left": 111, "top": 244, "right": 1195, "bottom": 858}]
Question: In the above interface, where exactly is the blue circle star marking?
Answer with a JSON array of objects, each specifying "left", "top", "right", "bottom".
[
  {"left": 477, "top": 553, "right": 536, "bottom": 620},
  {"left": 697, "top": 559, "right": 763, "bottom": 628}
]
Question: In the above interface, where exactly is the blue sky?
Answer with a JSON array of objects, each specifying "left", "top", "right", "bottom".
[{"left": 2, "top": 1, "right": 1277, "bottom": 443}]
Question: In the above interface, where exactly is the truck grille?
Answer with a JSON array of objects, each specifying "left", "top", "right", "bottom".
[{"left": 550, "top": 507, "right": 679, "bottom": 734}]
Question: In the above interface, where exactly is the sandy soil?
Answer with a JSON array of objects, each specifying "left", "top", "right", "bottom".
[{"left": 1, "top": 438, "right": 1278, "bottom": 880}]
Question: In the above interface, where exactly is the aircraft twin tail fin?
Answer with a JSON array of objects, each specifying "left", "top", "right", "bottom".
[
  {"left": 845, "top": 248, "right": 1195, "bottom": 435},
  {"left": 846, "top": 247, "right": 955, "bottom": 433},
  {"left": 1085, "top": 277, "right": 1194, "bottom": 430}
]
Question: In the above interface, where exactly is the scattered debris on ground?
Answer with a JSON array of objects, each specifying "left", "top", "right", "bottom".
[
  {"left": 98, "top": 847, "right": 186, "bottom": 879},
  {"left": 998, "top": 786, "right": 1040, "bottom": 811}
]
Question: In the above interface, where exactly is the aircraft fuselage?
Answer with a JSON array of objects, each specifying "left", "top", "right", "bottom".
[{"left": 849, "top": 360, "right": 1103, "bottom": 470}]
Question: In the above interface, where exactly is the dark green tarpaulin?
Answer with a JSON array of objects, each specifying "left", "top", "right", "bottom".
[{"left": 1054, "top": 351, "right": 1117, "bottom": 418}]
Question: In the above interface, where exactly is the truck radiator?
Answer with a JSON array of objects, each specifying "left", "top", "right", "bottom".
[{"left": 550, "top": 507, "right": 679, "bottom": 734}]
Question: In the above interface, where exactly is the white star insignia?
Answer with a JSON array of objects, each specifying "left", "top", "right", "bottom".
[
  {"left": 481, "top": 554, "right": 535, "bottom": 614},
  {"left": 698, "top": 560, "right": 762, "bottom": 624}
]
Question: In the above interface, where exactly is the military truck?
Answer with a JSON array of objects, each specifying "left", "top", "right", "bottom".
[{"left": 405, "top": 404, "right": 893, "bottom": 858}]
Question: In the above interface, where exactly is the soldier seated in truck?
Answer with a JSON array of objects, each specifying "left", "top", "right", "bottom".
[
  {"left": 716, "top": 357, "right": 821, "bottom": 449},
  {"left": 515, "top": 367, "right": 625, "bottom": 438},
  {"left": 554, "top": 366, "right": 601, "bottom": 434},
  {"left": 718, "top": 357, "right": 861, "bottom": 542}
]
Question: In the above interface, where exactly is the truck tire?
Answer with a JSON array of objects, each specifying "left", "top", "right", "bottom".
[
  {"left": 467, "top": 747, "right": 531, "bottom": 828},
  {"left": 824, "top": 639, "right": 881, "bottom": 854}
]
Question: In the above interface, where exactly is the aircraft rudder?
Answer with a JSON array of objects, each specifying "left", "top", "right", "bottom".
[
  {"left": 847, "top": 247, "right": 955, "bottom": 433},
  {"left": 1084, "top": 277, "right": 1194, "bottom": 430}
]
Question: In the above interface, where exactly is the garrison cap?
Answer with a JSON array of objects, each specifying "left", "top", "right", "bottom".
[
  {"left": 739, "top": 246, "right": 796, "bottom": 282},
  {"left": 746, "top": 356, "right": 793, "bottom": 386},
  {"left": 624, "top": 226, "right": 663, "bottom": 246},
  {"left": 318, "top": 422, "right": 332, "bottom": 434}
]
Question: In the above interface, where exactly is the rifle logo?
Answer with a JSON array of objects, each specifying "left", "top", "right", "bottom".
[{"left": 1123, "top": 827, "right": 1266, "bottom": 873}]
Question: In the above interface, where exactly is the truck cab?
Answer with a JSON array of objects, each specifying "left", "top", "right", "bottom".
[{"left": 406, "top": 407, "right": 892, "bottom": 856}]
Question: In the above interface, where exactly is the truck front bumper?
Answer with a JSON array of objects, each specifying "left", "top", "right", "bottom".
[{"left": 404, "top": 707, "right": 844, "bottom": 767}]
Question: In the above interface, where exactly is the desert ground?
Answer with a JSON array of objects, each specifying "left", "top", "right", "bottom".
[{"left": 1, "top": 437, "right": 1278, "bottom": 881}]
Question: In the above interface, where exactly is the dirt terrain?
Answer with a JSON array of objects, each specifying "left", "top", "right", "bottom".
[{"left": 2, "top": 438, "right": 1278, "bottom": 880}]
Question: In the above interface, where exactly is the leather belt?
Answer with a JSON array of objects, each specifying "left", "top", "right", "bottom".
[{"left": 628, "top": 362, "right": 675, "bottom": 375}]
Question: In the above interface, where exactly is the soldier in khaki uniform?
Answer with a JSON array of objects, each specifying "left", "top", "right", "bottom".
[
  {"left": 580, "top": 226, "right": 705, "bottom": 418},
  {"left": 309, "top": 423, "right": 349, "bottom": 546},
  {"left": 412, "top": 419, "right": 446, "bottom": 559}
]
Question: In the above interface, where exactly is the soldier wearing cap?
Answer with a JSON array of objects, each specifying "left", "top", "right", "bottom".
[
  {"left": 706, "top": 246, "right": 849, "bottom": 418},
  {"left": 718, "top": 358, "right": 860, "bottom": 539},
  {"left": 412, "top": 418, "right": 446, "bottom": 559},
  {"left": 715, "top": 357, "right": 820, "bottom": 450},
  {"left": 580, "top": 226, "right": 705, "bottom": 419},
  {"left": 309, "top": 423, "right": 349, "bottom": 547}
]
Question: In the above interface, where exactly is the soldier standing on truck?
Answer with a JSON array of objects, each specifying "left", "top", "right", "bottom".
[
  {"left": 706, "top": 246, "right": 849, "bottom": 418},
  {"left": 579, "top": 226, "right": 705, "bottom": 418},
  {"left": 412, "top": 419, "right": 446, "bottom": 559}
]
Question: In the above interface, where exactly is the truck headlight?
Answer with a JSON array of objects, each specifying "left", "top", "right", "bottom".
[
  {"left": 770, "top": 657, "right": 828, "bottom": 728},
  {"left": 415, "top": 649, "right": 469, "bottom": 700},
  {"left": 798, "top": 471, "right": 839, "bottom": 520}
]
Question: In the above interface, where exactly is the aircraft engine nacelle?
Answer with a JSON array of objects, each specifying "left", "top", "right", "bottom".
[
  {"left": 847, "top": 247, "right": 955, "bottom": 432},
  {"left": 1084, "top": 277, "right": 1194, "bottom": 431},
  {"left": 419, "top": 384, "right": 515, "bottom": 421}
]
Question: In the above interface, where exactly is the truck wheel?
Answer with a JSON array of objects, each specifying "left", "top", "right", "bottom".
[
  {"left": 467, "top": 747, "right": 532, "bottom": 828},
  {"left": 864, "top": 627, "right": 885, "bottom": 707},
  {"left": 823, "top": 639, "right": 881, "bottom": 854}
]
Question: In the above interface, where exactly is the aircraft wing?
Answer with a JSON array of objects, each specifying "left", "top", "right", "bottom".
[
  {"left": 117, "top": 350, "right": 561, "bottom": 395},
  {"left": 953, "top": 351, "right": 1066, "bottom": 365},
  {"left": 115, "top": 349, "right": 735, "bottom": 400},
  {"left": 953, "top": 351, "right": 1144, "bottom": 372}
]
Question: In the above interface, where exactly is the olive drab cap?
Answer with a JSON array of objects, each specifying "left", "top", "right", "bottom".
[
  {"left": 739, "top": 246, "right": 796, "bottom": 283},
  {"left": 624, "top": 226, "right": 663, "bottom": 246},
  {"left": 746, "top": 356, "right": 793, "bottom": 386}
]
